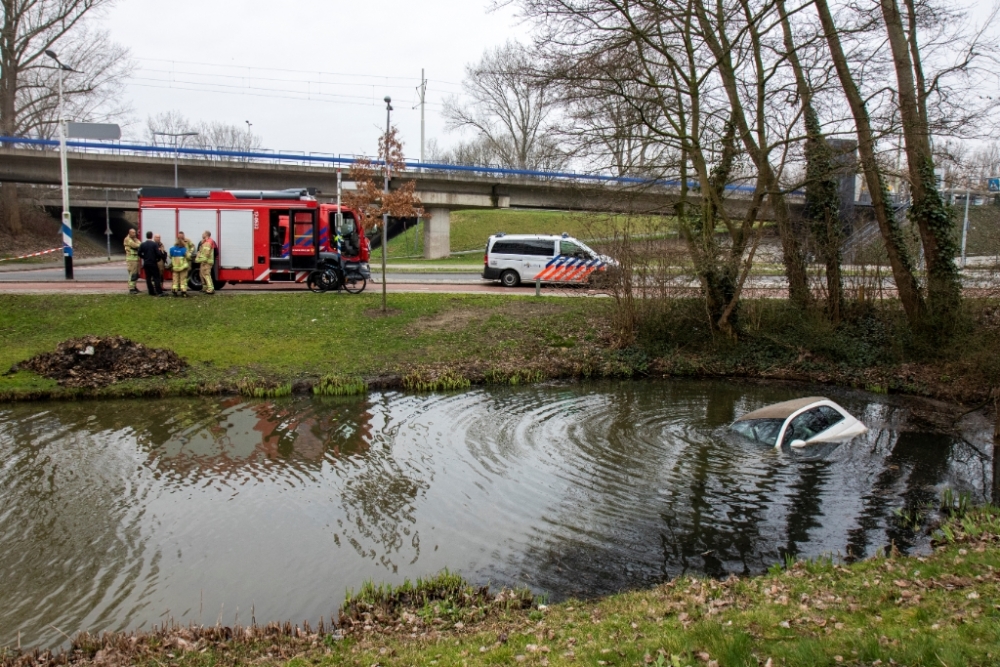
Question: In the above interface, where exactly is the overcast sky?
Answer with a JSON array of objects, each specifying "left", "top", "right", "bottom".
[{"left": 105, "top": 0, "right": 523, "bottom": 158}]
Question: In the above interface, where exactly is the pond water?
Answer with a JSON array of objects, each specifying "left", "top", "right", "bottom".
[{"left": 0, "top": 381, "right": 991, "bottom": 649}]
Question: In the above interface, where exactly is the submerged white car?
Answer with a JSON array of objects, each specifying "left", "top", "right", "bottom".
[{"left": 731, "top": 396, "right": 867, "bottom": 449}]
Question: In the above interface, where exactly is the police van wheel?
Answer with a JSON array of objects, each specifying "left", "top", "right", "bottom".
[{"left": 500, "top": 270, "right": 521, "bottom": 288}]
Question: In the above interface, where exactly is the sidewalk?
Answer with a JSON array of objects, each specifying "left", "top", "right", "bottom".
[{"left": 0, "top": 256, "right": 123, "bottom": 273}]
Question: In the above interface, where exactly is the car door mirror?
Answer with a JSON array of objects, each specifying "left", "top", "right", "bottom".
[{"left": 790, "top": 439, "right": 807, "bottom": 448}]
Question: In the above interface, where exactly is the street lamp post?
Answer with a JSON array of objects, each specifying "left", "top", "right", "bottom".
[
  {"left": 382, "top": 95, "right": 392, "bottom": 312},
  {"left": 153, "top": 131, "right": 199, "bottom": 187},
  {"left": 45, "top": 50, "right": 76, "bottom": 280}
]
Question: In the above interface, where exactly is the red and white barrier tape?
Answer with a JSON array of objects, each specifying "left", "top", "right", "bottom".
[{"left": 0, "top": 247, "right": 61, "bottom": 262}]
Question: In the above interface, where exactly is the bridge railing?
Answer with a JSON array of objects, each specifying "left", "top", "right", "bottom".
[{"left": 1, "top": 135, "right": 787, "bottom": 199}]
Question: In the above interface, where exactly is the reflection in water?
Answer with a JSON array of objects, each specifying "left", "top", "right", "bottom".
[{"left": 0, "top": 381, "right": 990, "bottom": 649}]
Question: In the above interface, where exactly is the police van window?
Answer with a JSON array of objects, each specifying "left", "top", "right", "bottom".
[
  {"left": 560, "top": 240, "right": 588, "bottom": 258},
  {"left": 524, "top": 240, "right": 555, "bottom": 256},
  {"left": 491, "top": 240, "right": 520, "bottom": 254}
]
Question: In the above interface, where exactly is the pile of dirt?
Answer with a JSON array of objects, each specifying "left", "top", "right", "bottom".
[{"left": 11, "top": 336, "right": 187, "bottom": 388}]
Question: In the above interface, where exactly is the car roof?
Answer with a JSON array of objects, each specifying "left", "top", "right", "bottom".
[
  {"left": 490, "top": 234, "right": 570, "bottom": 241},
  {"left": 734, "top": 397, "right": 830, "bottom": 422}
]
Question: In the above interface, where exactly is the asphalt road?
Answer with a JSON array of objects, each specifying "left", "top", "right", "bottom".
[
  {"left": 0, "top": 262, "right": 486, "bottom": 285},
  {"left": 0, "top": 260, "right": 571, "bottom": 295}
]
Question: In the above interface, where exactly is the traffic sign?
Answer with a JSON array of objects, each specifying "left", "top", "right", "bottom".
[
  {"left": 67, "top": 122, "right": 121, "bottom": 140},
  {"left": 989, "top": 178, "right": 1000, "bottom": 192}
]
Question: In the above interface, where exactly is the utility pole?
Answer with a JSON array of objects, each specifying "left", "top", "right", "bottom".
[
  {"left": 46, "top": 50, "right": 75, "bottom": 280},
  {"left": 153, "top": 131, "right": 199, "bottom": 187},
  {"left": 960, "top": 185, "right": 971, "bottom": 269},
  {"left": 105, "top": 189, "right": 111, "bottom": 260},
  {"left": 418, "top": 69, "right": 426, "bottom": 166},
  {"left": 415, "top": 70, "right": 427, "bottom": 254},
  {"left": 382, "top": 96, "right": 392, "bottom": 312}
]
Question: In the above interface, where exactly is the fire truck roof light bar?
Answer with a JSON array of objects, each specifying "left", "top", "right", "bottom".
[{"left": 138, "top": 187, "right": 316, "bottom": 200}]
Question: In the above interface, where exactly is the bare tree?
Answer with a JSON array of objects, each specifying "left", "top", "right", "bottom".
[
  {"left": 560, "top": 83, "right": 672, "bottom": 177},
  {"left": 444, "top": 40, "right": 568, "bottom": 171},
  {"left": 878, "top": 0, "right": 979, "bottom": 320},
  {"left": 344, "top": 127, "right": 426, "bottom": 312},
  {"left": 146, "top": 111, "right": 262, "bottom": 160},
  {"left": 1, "top": 0, "right": 132, "bottom": 235},
  {"left": 427, "top": 135, "right": 503, "bottom": 166},
  {"left": 778, "top": 0, "right": 845, "bottom": 320}
]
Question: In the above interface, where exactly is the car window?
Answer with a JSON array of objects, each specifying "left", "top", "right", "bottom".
[
  {"left": 781, "top": 408, "right": 834, "bottom": 446},
  {"left": 732, "top": 418, "right": 785, "bottom": 446},
  {"left": 816, "top": 405, "right": 845, "bottom": 427}
]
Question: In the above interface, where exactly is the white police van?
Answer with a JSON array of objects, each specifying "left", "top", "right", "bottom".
[{"left": 482, "top": 233, "right": 615, "bottom": 287}]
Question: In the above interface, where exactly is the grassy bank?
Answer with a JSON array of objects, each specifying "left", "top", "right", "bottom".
[
  {"left": 3, "top": 294, "right": 1000, "bottom": 403},
  {"left": 373, "top": 209, "right": 678, "bottom": 260},
  {"left": 4, "top": 506, "right": 999, "bottom": 667},
  {"left": 0, "top": 292, "right": 615, "bottom": 400}
]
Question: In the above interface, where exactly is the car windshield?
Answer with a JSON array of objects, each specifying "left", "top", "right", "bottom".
[{"left": 731, "top": 418, "right": 785, "bottom": 446}]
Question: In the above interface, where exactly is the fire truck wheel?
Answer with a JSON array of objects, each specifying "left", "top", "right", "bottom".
[
  {"left": 187, "top": 270, "right": 203, "bottom": 292},
  {"left": 307, "top": 271, "right": 326, "bottom": 293},
  {"left": 343, "top": 271, "right": 366, "bottom": 294}
]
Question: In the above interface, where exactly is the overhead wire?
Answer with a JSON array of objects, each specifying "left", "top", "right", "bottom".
[
  {"left": 135, "top": 56, "right": 464, "bottom": 88},
  {"left": 129, "top": 57, "right": 454, "bottom": 109}
]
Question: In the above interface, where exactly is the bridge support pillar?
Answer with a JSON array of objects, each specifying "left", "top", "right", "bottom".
[{"left": 423, "top": 207, "right": 451, "bottom": 259}]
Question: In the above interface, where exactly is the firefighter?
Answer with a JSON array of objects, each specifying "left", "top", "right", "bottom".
[
  {"left": 124, "top": 228, "right": 141, "bottom": 294},
  {"left": 195, "top": 231, "right": 216, "bottom": 295},
  {"left": 177, "top": 231, "right": 196, "bottom": 262},
  {"left": 168, "top": 237, "right": 191, "bottom": 297}
]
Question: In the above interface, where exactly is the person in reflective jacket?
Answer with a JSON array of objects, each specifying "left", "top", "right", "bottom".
[
  {"left": 177, "top": 231, "right": 196, "bottom": 262},
  {"left": 124, "top": 228, "right": 141, "bottom": 294},
  {"left": 169, "top": 238, "right": 191, "bottom": 297},
  {"left": 195, "top": 231, "right": 216, "bottom": 295}
]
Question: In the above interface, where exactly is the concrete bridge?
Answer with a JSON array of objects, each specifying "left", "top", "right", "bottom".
[{"left": 1, "top": 143, "right": 800, "bottom": 258}]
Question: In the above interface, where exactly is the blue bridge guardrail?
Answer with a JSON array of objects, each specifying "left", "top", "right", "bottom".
[{"left": 0, "top": 135, "right": 769, "bottom": 194}]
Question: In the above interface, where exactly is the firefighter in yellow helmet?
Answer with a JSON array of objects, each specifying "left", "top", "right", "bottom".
[
  {"left": 195, "top": 231, "right": 217, "bottom": 294},
  {"left": 123, "top": 228, "right": 141, "bottom": 294},
  {"left": 168, "top": 237, "right": 191, "bottom": 297}
]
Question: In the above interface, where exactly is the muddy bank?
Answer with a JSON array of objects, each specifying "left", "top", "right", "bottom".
[{"left": 0, "top": 348, "right": 995, "bottom": 412}]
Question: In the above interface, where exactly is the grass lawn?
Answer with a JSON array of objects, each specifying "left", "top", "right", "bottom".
[
  {"left": 374, "top": 209, "right": 677, "bottom": 260},
  {"left": 0, "top": 293, "right": 614, "bottom": 399}
]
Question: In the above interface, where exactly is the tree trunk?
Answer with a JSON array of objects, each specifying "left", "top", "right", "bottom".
[
  {"left": 778, "top": 0, "right": 843, "bottom": 321},
  {"left": 695, "top": 0, "right": 812, "bottom": 310},
  {"left": 814, "top": 0, "right": 925, "bottom": 326},
  {"left": 879, "top": 0, "right": 962, "bottom": 321},
  {"left": 994, "top": 393, "right": 1000, "bottom": 506},
  {"left": 1, "top": 182, "right": 22, "bottom": 235}
]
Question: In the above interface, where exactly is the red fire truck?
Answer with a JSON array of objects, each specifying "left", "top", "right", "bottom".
[{"left": 138, "top": 187, "right": 371, "bottom": 291}]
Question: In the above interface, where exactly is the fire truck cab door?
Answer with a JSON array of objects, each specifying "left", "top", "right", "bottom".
[{"left": 289, "top": 210, "right": 319, "bottom": 269}]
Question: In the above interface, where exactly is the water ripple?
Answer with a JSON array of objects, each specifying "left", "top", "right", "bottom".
[{"left": 0, "top": 381, "right": 989, "bottom": 649}]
